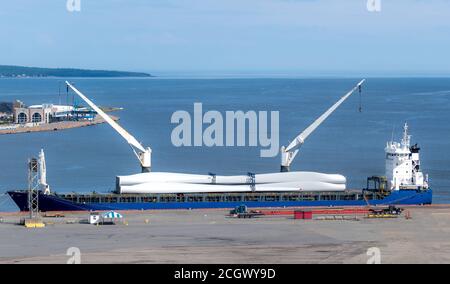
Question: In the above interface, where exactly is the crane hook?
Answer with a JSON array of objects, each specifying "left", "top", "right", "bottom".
[{"left": 358, "top": 84, "right": 363, "bottom": 113}]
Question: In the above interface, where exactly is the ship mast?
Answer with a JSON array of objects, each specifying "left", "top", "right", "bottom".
[
  {"left": 280, "top": 79, "right": 366, "bottom": 172},
  {"left": 401, "top": 122, "right": 411, "bottom": 149}
]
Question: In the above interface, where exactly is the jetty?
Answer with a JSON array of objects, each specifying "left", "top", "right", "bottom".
[{"left": 0, "top": 115, "right": 118, "bottom": 135}]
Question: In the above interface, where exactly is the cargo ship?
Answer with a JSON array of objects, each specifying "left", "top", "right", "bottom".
[
  {"left": 7, "top": 123, "right": 432, "bottom": 211},
  {"left": 7, "top": 81, "right": 432, "bottom": 211}
]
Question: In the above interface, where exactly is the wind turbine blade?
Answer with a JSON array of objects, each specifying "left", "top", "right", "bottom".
[
  {"left": 286, "top": 79, "right": 365, "bottom": 152},
  {"left": 66, "top": 81, "right": 146, "bottom": 153}
]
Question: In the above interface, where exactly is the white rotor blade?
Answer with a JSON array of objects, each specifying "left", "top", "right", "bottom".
[
  {"left": 285, "top": 79, "right": 365, "bottom": 152},
  {"left": 66, "top": 81, "right": 146, "bottom": 153}
]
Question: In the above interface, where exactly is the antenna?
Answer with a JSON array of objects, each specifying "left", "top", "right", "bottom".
[{"left": 402, "top": 122, "right": 410, "bottom": 148}]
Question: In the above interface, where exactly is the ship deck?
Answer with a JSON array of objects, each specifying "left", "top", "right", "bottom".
[{"left": 56, "top": 190, "right": 372, "bottom": 204}]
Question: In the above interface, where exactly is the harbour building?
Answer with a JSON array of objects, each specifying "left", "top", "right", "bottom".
[{"left": 13, "top": 100, "right": 96, "bottom": 125}]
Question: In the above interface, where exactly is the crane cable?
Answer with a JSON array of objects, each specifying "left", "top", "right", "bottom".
[{"left": 359, "top": 84, "right": 363, "bottom": 113}]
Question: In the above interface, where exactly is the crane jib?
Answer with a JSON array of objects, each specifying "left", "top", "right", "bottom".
[
  {"left": 284, "top": 79, "right": 365, "bottom": 160},
  {"left": 65, "top": 81, "right": 146, "bottom": 153}
]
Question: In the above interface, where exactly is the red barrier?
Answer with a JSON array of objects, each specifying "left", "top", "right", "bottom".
[{"left": 260, "top": 208, "right": 370, "bottom": 216}]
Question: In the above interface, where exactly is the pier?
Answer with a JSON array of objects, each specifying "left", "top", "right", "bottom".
[
  {"left": 1, "top": 205, "right": 450, "bottom": 264},
  {"left": 0, "top": 115, "right": 119, "bottom": 135}
]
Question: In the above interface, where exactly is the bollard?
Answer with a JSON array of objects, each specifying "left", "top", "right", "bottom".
[{"left": 405, "top": 210, "right": 412, "bottom": 220}]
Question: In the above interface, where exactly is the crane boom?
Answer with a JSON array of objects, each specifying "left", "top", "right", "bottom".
[
  {"left": 66, "top": 81, "right": 151, "bottom": 172},
  {"left": 66, "top": 82, "right": 145, "bottom": 152},
  {"left": 286, "top": 79, "right": 365, "bottom": 152},
  {"left": 281, "top": 79, "right": 366, "bottom": 172}
]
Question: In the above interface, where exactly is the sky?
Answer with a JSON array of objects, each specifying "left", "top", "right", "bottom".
[{"left": 0, "top": 0, "right": 450, "bottom": 76}]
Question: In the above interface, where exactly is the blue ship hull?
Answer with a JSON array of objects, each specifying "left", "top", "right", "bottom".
[{"left": 7, "top": 189, "right": 433, "bottom": 212}]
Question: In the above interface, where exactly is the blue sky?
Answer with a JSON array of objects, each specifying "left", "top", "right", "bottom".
[{"left": 1, "top": 0, "right": 450, "bottom": 76}]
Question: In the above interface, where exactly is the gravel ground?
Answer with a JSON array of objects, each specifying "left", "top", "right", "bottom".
[{"left": 1, "top": 206, "right": 450, "bottom": 264}]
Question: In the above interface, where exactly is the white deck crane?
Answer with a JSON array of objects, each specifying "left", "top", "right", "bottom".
[
  {"left": 280, "top": 79, "right": 366, "bottom": 172},
  {"left": 65, "top": 81, "right": 152, "bottom": 173}
]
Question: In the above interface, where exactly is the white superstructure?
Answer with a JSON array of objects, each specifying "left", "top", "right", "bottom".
[{"left": 385, "top": 123, "right": 428, "bottom": 191}]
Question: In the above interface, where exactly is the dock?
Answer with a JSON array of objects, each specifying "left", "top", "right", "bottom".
[
  {"left": 1, "top": 205, "right": 450, "bottom": 264},
  {"left": 0, "top": 115, "right": 118, "bottom": 135}
]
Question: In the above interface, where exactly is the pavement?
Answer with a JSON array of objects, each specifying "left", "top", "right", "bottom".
[{"left": 1, "top": 206, "right": 450, "bottom": 264}]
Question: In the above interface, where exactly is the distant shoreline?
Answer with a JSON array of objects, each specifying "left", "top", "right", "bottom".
[{"left": 0, "top": 65, "right": 153, "bottom": 78}]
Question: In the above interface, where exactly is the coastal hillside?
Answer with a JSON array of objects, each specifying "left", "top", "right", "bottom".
[
  {"left": 0, "top": 102, "right": 13, "bottom": 113},
  {"left": 0, "top": 65, "right": 152, "bottom": 78}
]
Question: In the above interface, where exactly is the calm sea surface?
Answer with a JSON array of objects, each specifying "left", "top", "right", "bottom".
[{"left": 1, "top": 78, "right": 450, "bottom": 210}]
